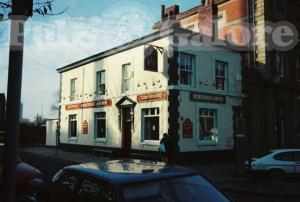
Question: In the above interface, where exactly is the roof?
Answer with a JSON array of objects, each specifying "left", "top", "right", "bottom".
[
  {"left": 57, "top": 28, "right": 174, "bottom": 73},
  {"left": 63, "top": 159, "right": 198, "bottom": 186},
  {"left": 57, "top": 26, "right": 237, "bottom": 74}
]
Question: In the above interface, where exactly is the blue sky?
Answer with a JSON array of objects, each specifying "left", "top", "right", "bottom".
[{"left": 0, "top": 0, "right": 201, "bottom": 120}]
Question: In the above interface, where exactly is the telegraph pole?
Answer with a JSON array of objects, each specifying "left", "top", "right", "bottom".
[{"left": 2, "top": 0, "right": 32, "bottom": 201}]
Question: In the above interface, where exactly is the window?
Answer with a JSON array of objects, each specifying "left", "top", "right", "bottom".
[
  {"left": 142, "top": 108, "right": 160, "bottom": 141},
  {"left": 77, "top": 179, "right": 113, "bottom": 202},
  {"left": 296, "top": 56, "right": 300, "bottom": 81},
  {"left": 199, "top": 109, "right": 218, "bottom": 142},
  {"left": 96, "top": 70, "right": 106, "bottom": 95},
  {"left": 273, "top": 152, "right": 293, "bottom": 161},
  {"left": 95, "top": 112, "right": 106, "bottom": 139},
  {"left": 276, "top": 51, "right": 285, "bottom": 78},
  {"left": 70, "top": 78, "right": 77, "bottom": 101},
  {"left": 69, "top": 114, "right": 77, "bottom": 138},
  {"left": 122, "top": 64, "right": 132, "bottom": 93},
  {"left": 144, "top": 46, "right": 158, "bottom": 72},
  {"left": 215, "top": 61, "right": 227, "bottom": 90},
  {"left": 179, "top": 53, "right": 195, "bottom": 85}
]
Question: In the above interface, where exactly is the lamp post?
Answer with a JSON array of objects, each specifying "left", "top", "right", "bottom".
[{"left": 2, "top": 0, "right": 32, "bottom": 201}]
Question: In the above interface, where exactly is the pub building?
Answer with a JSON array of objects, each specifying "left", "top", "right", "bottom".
[{"left": 56, "top": 26, "right": 243, "bottom": 161}]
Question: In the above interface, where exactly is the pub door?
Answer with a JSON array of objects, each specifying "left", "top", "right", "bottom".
[{"left": 122, "top": 107, "right": 132, "bottom": 156}]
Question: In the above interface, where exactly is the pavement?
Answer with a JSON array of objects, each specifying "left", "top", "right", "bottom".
[{"left": 19, "top": 146, "right": 300, "bottom": 199}]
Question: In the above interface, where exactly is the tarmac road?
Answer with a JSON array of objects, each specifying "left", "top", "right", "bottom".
[{"left": 20, "top": 152, "right": 300, "bottom": 202}]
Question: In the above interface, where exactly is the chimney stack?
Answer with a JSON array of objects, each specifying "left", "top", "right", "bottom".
[{"left": 161, "top": 5, "right": 165, "bottom": 21}]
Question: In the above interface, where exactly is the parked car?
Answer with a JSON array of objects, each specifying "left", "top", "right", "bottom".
[
  {"left": 38, "top": 159, "right": 231, "bottom": 202},
  {"left": 245, "top": 148, "right": 300, "bottom": 179},
  {"left": 0, "top": 143, "right": 44, "bottom": 198}
]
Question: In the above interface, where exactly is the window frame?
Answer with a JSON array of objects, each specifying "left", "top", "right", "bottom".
[
  {"left": 96, "top": 70, "right": 106, "bottom": 96},
  {"left": 122, "top": 63, "right": 132, "bottom": 93},
  {"left": 215, "top": 60, "right": 228, "bottom": 91},
  {"left": 94, "top": 112, "right": 107, "bottom": 141},
  {"left": 273, "top": 152, "right": 294, "bottom": 162},
  {"left": 141, "top": 108, "right": 160, "bottom": 144},
  {"left": 69, "top": 114, "right": 77, "bottom": 139},
  {"left": 198, "top": 108, "right": 218, "bottom": 145},
  {"left": 70, "top": 78, "right": 77, "bottom": 101},
  {"left": 178, "top": 52, "right": 195, "bottom": 86}
]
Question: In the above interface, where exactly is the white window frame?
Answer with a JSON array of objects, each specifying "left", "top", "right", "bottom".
[
  {"left": 178, "top": 52, "right": 195, "bottom": 86},
  {"left": 70, "top": 78, "right": 77, "bottom": 101},
  {"left": 141, "top": 108, "right": 160, "bottom": 144},
  {"left": 198, "top": 108, "right": 218, "bottom": 145},
  {"left": 96, "top": 70, "right": 106, "bottom": 96},
  {"left": 215, "top": 60, "right": 228, "bottom": 91},
  {"left": 94, "top": 112, "right": 107, "bottom": 142},
  {"left": 122, "top": 63, "right": 132, "bottom": 93},
  {"left": 68, "top": 114, "right": 77, "bottom": 139}
]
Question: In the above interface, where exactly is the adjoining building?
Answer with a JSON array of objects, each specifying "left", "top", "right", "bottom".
[
  {"left": 153, "top": 0, "right": 300, "bottom": 157},
  {"left": 56, "top": 26, "right": 243, "bottom": 161}
]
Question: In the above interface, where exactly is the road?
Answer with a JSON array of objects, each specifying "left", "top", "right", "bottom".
[{"left": 20, "top": 152, "right": 300, "bottom": 202}]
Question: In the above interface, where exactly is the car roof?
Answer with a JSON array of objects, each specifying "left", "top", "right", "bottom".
[
  {"left": 270, "top": 148, "right": 300, "bottom": 153},
  {"left": 63, "top": 159, "right": 199, "bottom": 186}
]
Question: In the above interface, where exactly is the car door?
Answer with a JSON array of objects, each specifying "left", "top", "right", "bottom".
[
  {"left": 74, "top": 177, "right": 114, "bottom": 202},
  {"left": 292, "top": 151, "right": 300, "bottom": 173},
  {"left": 272, "top": 152, "right": 296, "bottom": 174},
  {"left": 45, "top": 173, "right": 80, "bottom": 202}
]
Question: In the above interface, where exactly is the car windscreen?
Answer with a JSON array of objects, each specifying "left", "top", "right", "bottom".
[{"left": 122, "top": 175, "right": 230, "bottom": 202}]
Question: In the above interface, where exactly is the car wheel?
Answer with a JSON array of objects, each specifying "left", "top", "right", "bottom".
[{"left": 268, "top": 169, "right": 285, "bottom": 181}]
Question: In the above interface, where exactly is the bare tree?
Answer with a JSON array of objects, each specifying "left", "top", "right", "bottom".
[{"left": 0, "top": 0, "right": 68, "bottom": 21}]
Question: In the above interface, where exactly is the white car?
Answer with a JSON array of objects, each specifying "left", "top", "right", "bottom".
[{"left": 245, "top": 148, "right": 300, "bottom": 179}]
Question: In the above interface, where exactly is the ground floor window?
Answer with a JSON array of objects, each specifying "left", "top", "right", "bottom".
[
  {"left": 142, "top": 108, "right": 159, "bottom": 141},
  {"left": 199, "top": 109, "right": 218, "bottom": 141},
  {"left": 69, "top": 114, "right": 77, "bottom": 138},
  {"left": 95, "top": 112, "right": 106, "bottom": 139}
]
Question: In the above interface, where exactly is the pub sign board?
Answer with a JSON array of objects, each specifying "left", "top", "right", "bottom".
[
  {"left": 190, "top": 92, "right": 226, "bottom": 104},
  {"left": 66, "top": 99, "right": 112, "bottom": 110},
  {"left": 183, "top": 119, "right": 193, "bottom": 138},
  {"left": 137, "top": 91, "right": 167, "bottom": 103}
]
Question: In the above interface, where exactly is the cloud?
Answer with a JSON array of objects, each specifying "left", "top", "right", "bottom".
[{"left": 0, "top": 0, "right": 156, "bottom": 120}]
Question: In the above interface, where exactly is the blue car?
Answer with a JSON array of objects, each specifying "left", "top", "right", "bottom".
[{"left": 39, "top": 159, "right": 230, "bottom": 202}]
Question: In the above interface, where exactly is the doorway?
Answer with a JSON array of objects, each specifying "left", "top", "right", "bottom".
[{"left": 122, "top": 107, "right": 132, "bottom": 156}]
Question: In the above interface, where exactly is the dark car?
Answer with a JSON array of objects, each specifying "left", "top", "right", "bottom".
[
  {"left": 0, "top": 144, "right": 44, "bottom": 197},
  {"left": 38, "top": 159, "right": 230, "bottom": 202}
]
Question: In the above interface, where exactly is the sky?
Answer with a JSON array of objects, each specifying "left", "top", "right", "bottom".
[{"left": 0, "top": 0, "right": 201, "bottom": 120}]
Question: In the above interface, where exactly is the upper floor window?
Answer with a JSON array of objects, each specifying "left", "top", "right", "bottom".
[
  {"left": 122, "top": 63, "right": 132, "bottom": 93},
  {"left": 144, "top": 46, "right": 158, "bottom": 72},
  {"left": 215, "top": 61, "right": 227, "bottom": 90},
  {"left": 275, "top": 51, "right": 285, "bottom": 78},
  {"left": 179, "top": 53, "right": 195, "bottom": 86},
  {"left": 96, "top": 70, "right": 106, "bottom": 95},
  {"left": 70, "top": 78, "right": 77, "bottom": 101},
  {"left": 69, "top": 114, "right": 77, "bottom": 138}
]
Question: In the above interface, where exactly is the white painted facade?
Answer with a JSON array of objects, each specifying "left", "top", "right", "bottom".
[{"left": 58, "top": 29, "right": 243, "bottom": 153}]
